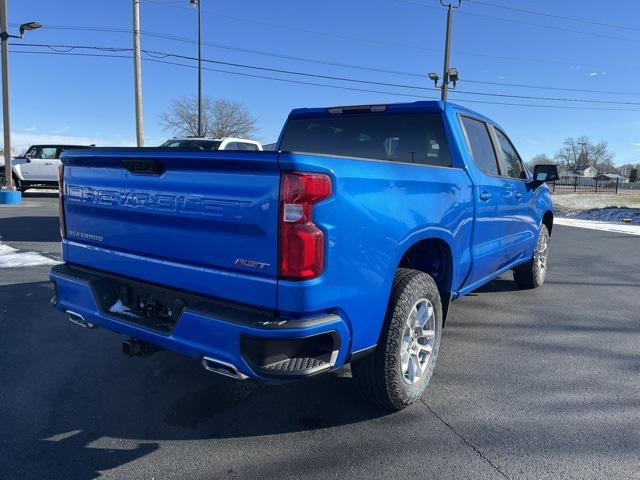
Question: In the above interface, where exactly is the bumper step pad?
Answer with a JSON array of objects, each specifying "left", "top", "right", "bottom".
[{"left": 261, "top": 356, "right": 330, "bottom": 375}]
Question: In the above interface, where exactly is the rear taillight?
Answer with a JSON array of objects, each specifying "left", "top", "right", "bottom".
[
  {"left": 279, "top": 172, "right": 332, "bottom": 280},
  {"left": 58, "top": 165, "right": 66, "bottom": 239}
]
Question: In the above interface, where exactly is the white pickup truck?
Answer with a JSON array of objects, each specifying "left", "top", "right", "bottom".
[
  {"left": 159, "top": 137, "right": 263, "bottom": 151},
  {"left": 1, "top": 144, "right": 91, "bottom": 192}
]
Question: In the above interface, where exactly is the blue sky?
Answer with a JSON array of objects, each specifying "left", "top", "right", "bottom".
[{"left": 3, "top": 0, "right": 640, "bottom": 164}]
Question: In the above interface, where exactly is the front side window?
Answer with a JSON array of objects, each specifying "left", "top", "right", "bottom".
[
  {"left": 460, "top": 117, "right": 500, "bottom": 176},
  {"left": 238, "top": 143, "right": 259, "bottom": 151},
  {"left": 280, "top": 113, "right": 452, "bottom": 167},
  {"left": 24, "top": 146, "right": 41, "bottom": 159},
  {"left": 494, "top": 129, "right": 526, "bottom": 179}
]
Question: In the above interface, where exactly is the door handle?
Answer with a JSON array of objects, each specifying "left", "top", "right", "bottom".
[
  {"left": 514, "top": 192, "right": 523, "bottom": 200},
  {"left": 44, "top": 163, "right": 53, "bottom": 166},
  {"left": 479, "top": 191, "right": 492, "bottom": 201}
]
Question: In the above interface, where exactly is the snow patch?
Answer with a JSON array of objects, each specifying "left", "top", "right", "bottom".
[
  {"left": 0, "top": 242, "right": 60, "bottom": 268},
  {"left": 560, "top": 207, "right": 640, "bottom": 225},
  {"left": 552, "top": 194, "right": 640, "bottom": 211},
  {"left": 108, "top": 299, "right": 140, "bottom": 318},
  {"left": 554, "top": 218, "right": 640, "bottom": 236}
]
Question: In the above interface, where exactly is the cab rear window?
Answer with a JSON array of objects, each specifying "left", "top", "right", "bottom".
[{"left": 280, "top": 113, "right": 452, "bottom": 167}]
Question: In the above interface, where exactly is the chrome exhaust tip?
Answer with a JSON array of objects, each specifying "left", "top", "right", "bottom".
[
  {"left": 201, "top": 356, "right": 248, "bottom": 380},
  {"left": 66, "top": 310, "right": 95, "bottom": 329}
]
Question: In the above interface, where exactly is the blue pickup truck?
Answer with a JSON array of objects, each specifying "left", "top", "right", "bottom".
[{"left": 50, "top": 101, "right": 557, "bottom": 410}]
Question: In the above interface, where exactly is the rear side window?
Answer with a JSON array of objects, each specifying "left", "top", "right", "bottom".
[
  {"left": 280, "top": 113, "right": 452, "bottom": 167},
  {"left": 460, "top": 117, "right": 500, "bottom": 177},
  {"left": 41, "top": 147, "right": 57, "bottom": 159},
  {"left": 238, "top": 143, "right": 259, "bottom": 151},
  {"left": 160, "top": 140, "right": 221, "bottom": 150},
  {"left": 494, "top": 129, "right": 526, "bottom": 179}
]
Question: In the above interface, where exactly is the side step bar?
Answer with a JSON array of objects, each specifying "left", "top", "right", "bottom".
[
  {"left": 202, "top": 356, "right": 248, "bottom": 380},
  {"left": 66, "top": 310, "right": 96, "bottom": 329}
]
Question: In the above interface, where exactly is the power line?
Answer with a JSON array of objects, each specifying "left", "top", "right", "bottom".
[
  {"left": 467, "top": 0, "right": 640, "bottom": 33},
  {"left": 12, "top": 49, "right": 640, "bottom": 113},
  {"left": 14, "top": 42, "right": 640, "bottom": 107},
  {"left": 145, "top": 0, "right": 640, "bottom": 58},
  {"left": 12, "top": 23, "right": 640, "bottom": 96},
  {"left": 460, "top": 78, "right": 640, "bottom": 97},
  {"left": 396, "top": 0, "right": 640, "bottom": 44},
  {"left": 141, "top": 0, "right": 446, "bottom": 53},
  {"left": 16, "top": 21, "right": 640, "bottom": 74}
]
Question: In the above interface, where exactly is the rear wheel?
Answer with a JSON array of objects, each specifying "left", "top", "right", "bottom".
[
  {"left": 351, "top": 268, "right": 442, "bottom": 410},
  {"left": 513, "top": 224, "right": 550, "bottom": 289}
]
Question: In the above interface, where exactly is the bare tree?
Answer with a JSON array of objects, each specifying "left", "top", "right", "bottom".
[
  {"left": 527, "top": 153, "right": 555, "bottom": 170},
  {"left": 554, "top": 135, "right": 614, "bottom": 171},
  {"left": 160, "top": 96, "right": 258, "bottom": 138}
]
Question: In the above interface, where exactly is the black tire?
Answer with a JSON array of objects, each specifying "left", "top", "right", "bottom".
[
  {"left": 352, "top": 268, "right": 443, "bottom": 410},
  {"left": 15, "top": 176, "right": 27, "bottom": 193},
  {"left": 513, "top": 224, "right": 550, "bottom": 289}
]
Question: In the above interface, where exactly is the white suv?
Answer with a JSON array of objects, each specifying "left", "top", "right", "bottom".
[
  {"left": 1, "top": 144, "right": 91, "bottom": 192},
  {"left": 159, "top": 137, "right": 263, "bottom": 151}
]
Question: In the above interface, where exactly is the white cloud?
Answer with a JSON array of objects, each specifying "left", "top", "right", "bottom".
[
  {"left": 630, "top": 142, "right": 640, "bottom": 147},
  {"left": 569, "top": 65, "right": 582, "bottom": 70},
  {"left": 5, "top": 131, "right": 135, "bottom": 152},
  {"left": 526, "top": 138, "right": 539, "bottom": 145},
  {"left": 24, "top": 126, "right": 37, "bottom": 132},
  {"left": 589, "top": 72, "right": 598, "bottom": 77}
]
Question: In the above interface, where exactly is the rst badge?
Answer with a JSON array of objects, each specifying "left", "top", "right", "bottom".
[{"left": 235, "top": 259, "right": 270, "bottom": 270}]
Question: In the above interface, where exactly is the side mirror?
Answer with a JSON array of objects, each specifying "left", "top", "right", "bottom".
[{"left": 533, "top": 164, "right": 559, "bottom": 183}]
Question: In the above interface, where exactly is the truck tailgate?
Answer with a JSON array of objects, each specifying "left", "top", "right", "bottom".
[{"left": 61, "top": 148, "right": 280, "bottom": 309}]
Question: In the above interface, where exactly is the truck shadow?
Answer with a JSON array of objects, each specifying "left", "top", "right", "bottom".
[
  {"left": 0, "top": 216, "right": 61, "bottom": 242},
  {"left": 1, "top": 280, "right": 390, "bottom": 479},
  {"left": 468, "top": 277, "right": 520, "bottom": 295}
]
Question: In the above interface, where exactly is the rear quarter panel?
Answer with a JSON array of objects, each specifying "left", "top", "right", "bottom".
[{"left": 277, "top": 152, "right": 474, "bottom": 352}]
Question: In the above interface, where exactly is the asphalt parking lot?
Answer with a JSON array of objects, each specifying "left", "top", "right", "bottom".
[{"left": 1, "top": 193, "right": 639, "bottom": 480}]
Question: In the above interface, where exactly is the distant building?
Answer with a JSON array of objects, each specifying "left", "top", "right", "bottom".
[
  {"left": 594, "top": 173, "right": 628, "bottom": 183},
  {"left": 561, "top": 165, "right": 597, "bottom": 178},
  {"left": 0, "top": 147, "right": 17, "bottom": 158},
  {"left": 619, "top": 163, "right": 639, "bottom": 179}
]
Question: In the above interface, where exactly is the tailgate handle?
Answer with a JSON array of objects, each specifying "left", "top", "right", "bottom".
[{"left": 123, "top": 159, "right": 165, "bottom": 175}]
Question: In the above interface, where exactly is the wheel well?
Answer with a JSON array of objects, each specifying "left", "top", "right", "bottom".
[
  {"left": 542, "top": 211, "right": 554, "bottom": 236},
  {"left": 398, "top": 238, "right": 453, "bottom": 325}
]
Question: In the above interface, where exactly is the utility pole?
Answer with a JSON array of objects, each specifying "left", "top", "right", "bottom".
[
  {"left": 1, "top": 0, "right": 13, "bottom": 189},
  {"left": 191, "top": 0, "right": 203, "bottom": 137},
  {"left": 132, "top": 0, "right": 144, "bottom": 146},
  {"left": 578, "top": 141, "right": 587, "bottom": 169},
  {"left": 440, "top": 0, "right": 461, "bottom": 101}
]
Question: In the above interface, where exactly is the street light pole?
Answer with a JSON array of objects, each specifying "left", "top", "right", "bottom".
[
  {"left": 193, "top": 0, "right": 203, "bottom": 137},
  {"left": 440, "top": 0, "right": 460, "bottom": 101},
  {"left": 1, "top": 0, "right": 13, "bottom": 189},
  {"left": 132, "top": 0, "right": 144, "bottom": 146}
]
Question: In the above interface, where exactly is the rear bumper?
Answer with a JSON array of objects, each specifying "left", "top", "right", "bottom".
[{"left": 49, "top": 264, "right": 351, "bottom": 380}]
